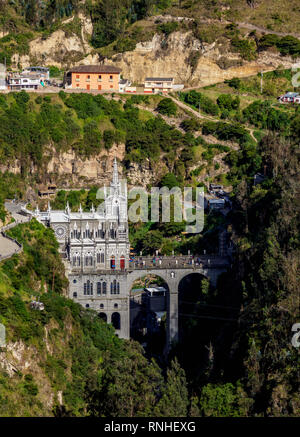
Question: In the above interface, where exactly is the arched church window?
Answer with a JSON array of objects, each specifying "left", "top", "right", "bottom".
[
  {"left": 101, "top": 253, "right": 104, "bottom": 263},
  {"left": 84, "top": 283, "right": 87, "bottom": 295},
  {"left": 111, "top": 312, "right": 121, "bottom": 330},
  {"left": 97, "top": 282, "right": 101, "bottom": 295},
  {"left": 102, "top": 282, "right": 107, "bottom": 294}
]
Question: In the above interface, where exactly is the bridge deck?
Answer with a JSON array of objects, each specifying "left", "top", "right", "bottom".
[{"left": 69, "top": 255, "right": 230, "bottom": 275}]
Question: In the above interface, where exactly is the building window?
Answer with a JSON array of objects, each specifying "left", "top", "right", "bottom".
[
  {"left": 73, "top": 279, "right": 77, "bottom": 284},
  {"left": 97, "top": 282, "right": 101, "bottom": 295},
  {"left": 84, "top": 280, "right": 93, "bottom": 295},
  {"left": 73, "top": 292, "right": 77, "bottom": 298},
  {"left": 100, "top": 304, "right": 104, "bottom": 309},
  {"left": 99, "top": 312, "right": 107, "bottom": 322},
  {"left": 111, "top": 312, "right": 120, "bottom": 330},
  {"left": 98, "top": 75, "right": 102, "bottom": 80},
  {"left": 111, "top": 280, "right": 119, "bottom": 295},
  {"left": 114, "top": 303, "right": 118, "bottom": 309},
  {"left": 109, "top": 75, "right": 113, "bottom": 80},
  {"left": 76, "top": 75, "right": 80, "bottom": 79},
  {"left": 101, "top": 253, "right": 104, "bottom": 263},
  {"left": 86, "top": 304, "right": 89, "bottom": 308},
  {"left": 97, "top": 252, "right": 100, "bottom": 263},
  {"left": 102, "top": 282, "right": 107, "bottom": 294},
  {"left": 86, "top": 75, "right": 90, "bottom": 81},
  {"left": 110, "top": 85, "right": 113, "bottom": 89}
]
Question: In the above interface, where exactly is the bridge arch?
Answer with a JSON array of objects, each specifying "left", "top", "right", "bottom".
[{"left": 127, "top": 268, "right": 211, "bottom": 350}]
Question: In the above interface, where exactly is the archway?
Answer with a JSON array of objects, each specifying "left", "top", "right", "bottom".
[
  {"left": 178, "top": 272, "right": 209, "bottom": 343},
  {"left": 129, "top": 273, "right": 169, "bottom": 357},
  {"left": 111, "top": 312, "right": 120, "bottom": 330},
  {"left": 177, "top": 272, "right": 219, "bottom": 382},
  {"left": 98, "top": 312, "right": 107, "bottom": 322}
]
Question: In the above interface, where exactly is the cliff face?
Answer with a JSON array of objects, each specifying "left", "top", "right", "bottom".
[
  {"left": 0, "top": 144, "right": 165, "bottom": 189},
  {"left": 106, "top": 31, "right": 296, "bottom": 87}
]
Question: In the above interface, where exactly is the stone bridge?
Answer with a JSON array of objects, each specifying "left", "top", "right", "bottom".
[{"left": 126, "top": 255, "right": 230, "bottom": 347}]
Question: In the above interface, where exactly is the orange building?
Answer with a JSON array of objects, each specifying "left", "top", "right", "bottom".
[{"left": 68, "top": 65, "right": 121, "bottom": 92}]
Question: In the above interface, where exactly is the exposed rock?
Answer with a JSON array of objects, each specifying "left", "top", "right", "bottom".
[{"left": 104, "top": 31, "right": 299, "bottom": 87}]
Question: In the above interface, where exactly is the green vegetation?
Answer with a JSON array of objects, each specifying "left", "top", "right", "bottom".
[
  {"left": 259, "top": 34, "right": 300, "bottom": 57},
  {"left": 0, "top": 220, "right": 191, "bottom": 416},
  {"left": 50, "top": 187, "right": 103, "bottom": 211},
  {"left": 156, "top": 98, "right": 177, "bottom": 116},
  {"left": 180, "top": 90, "right": 219, "bottom": 116}
]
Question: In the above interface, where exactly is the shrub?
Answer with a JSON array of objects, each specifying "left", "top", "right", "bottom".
[{"left": 157, "top": 98, "right": 177, "bottom": 116}]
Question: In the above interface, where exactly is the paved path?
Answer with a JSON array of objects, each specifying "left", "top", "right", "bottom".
[
  {"left": 0, "top": 201, "right": 29, "bottom": 261},
  {"left": 0, "top": 231, "right": 21, "bottom": 259}
]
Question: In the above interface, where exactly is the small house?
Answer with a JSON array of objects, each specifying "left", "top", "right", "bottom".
[
  {"left": 144, "top": 77, "right": 174, "bottom": 94},
  {"left": 22, "top": 66, "right": 50, "bottom": 81},
  {"left": 7, "top": 73, "right": 41, "bottom": 90},
  {"left": 119, "top": 78, "right": 131, "bottom": 93},
  {"left": 279, "top": 92, "right": 299, "bottom": 103}
]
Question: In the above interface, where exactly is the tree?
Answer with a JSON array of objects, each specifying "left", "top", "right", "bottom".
[
  {"left": 198, "top": 383, "right": 252, "bottom": 417},
  {"left": 159, "top": 172, "right": 179, "bottom": 189},
  {"left": 154, "top": 359, "right": 189, "bottom": 416},
  {"left": 139, "top": 230, "right": 163, "bottom": 254},
  {"left": 157, "top": 98, "right": 177, "bottom": 116}
]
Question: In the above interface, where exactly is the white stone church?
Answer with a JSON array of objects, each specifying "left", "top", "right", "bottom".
[{"left": 33, "top": 158, "right": 130, "bottom": 338}]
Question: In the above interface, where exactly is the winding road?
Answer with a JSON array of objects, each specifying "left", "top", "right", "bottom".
[{"left": 0, "top": 201, "right": 29, "bottom": 261}]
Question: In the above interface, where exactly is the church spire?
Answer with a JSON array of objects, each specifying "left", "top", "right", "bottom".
[{"left": 112, "top": 157, "right": 119, "bottom": 185}]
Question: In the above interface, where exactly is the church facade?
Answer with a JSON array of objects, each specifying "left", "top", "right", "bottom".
[{"left": 33, "top": 158, "right": 130, "bottom": 339}]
